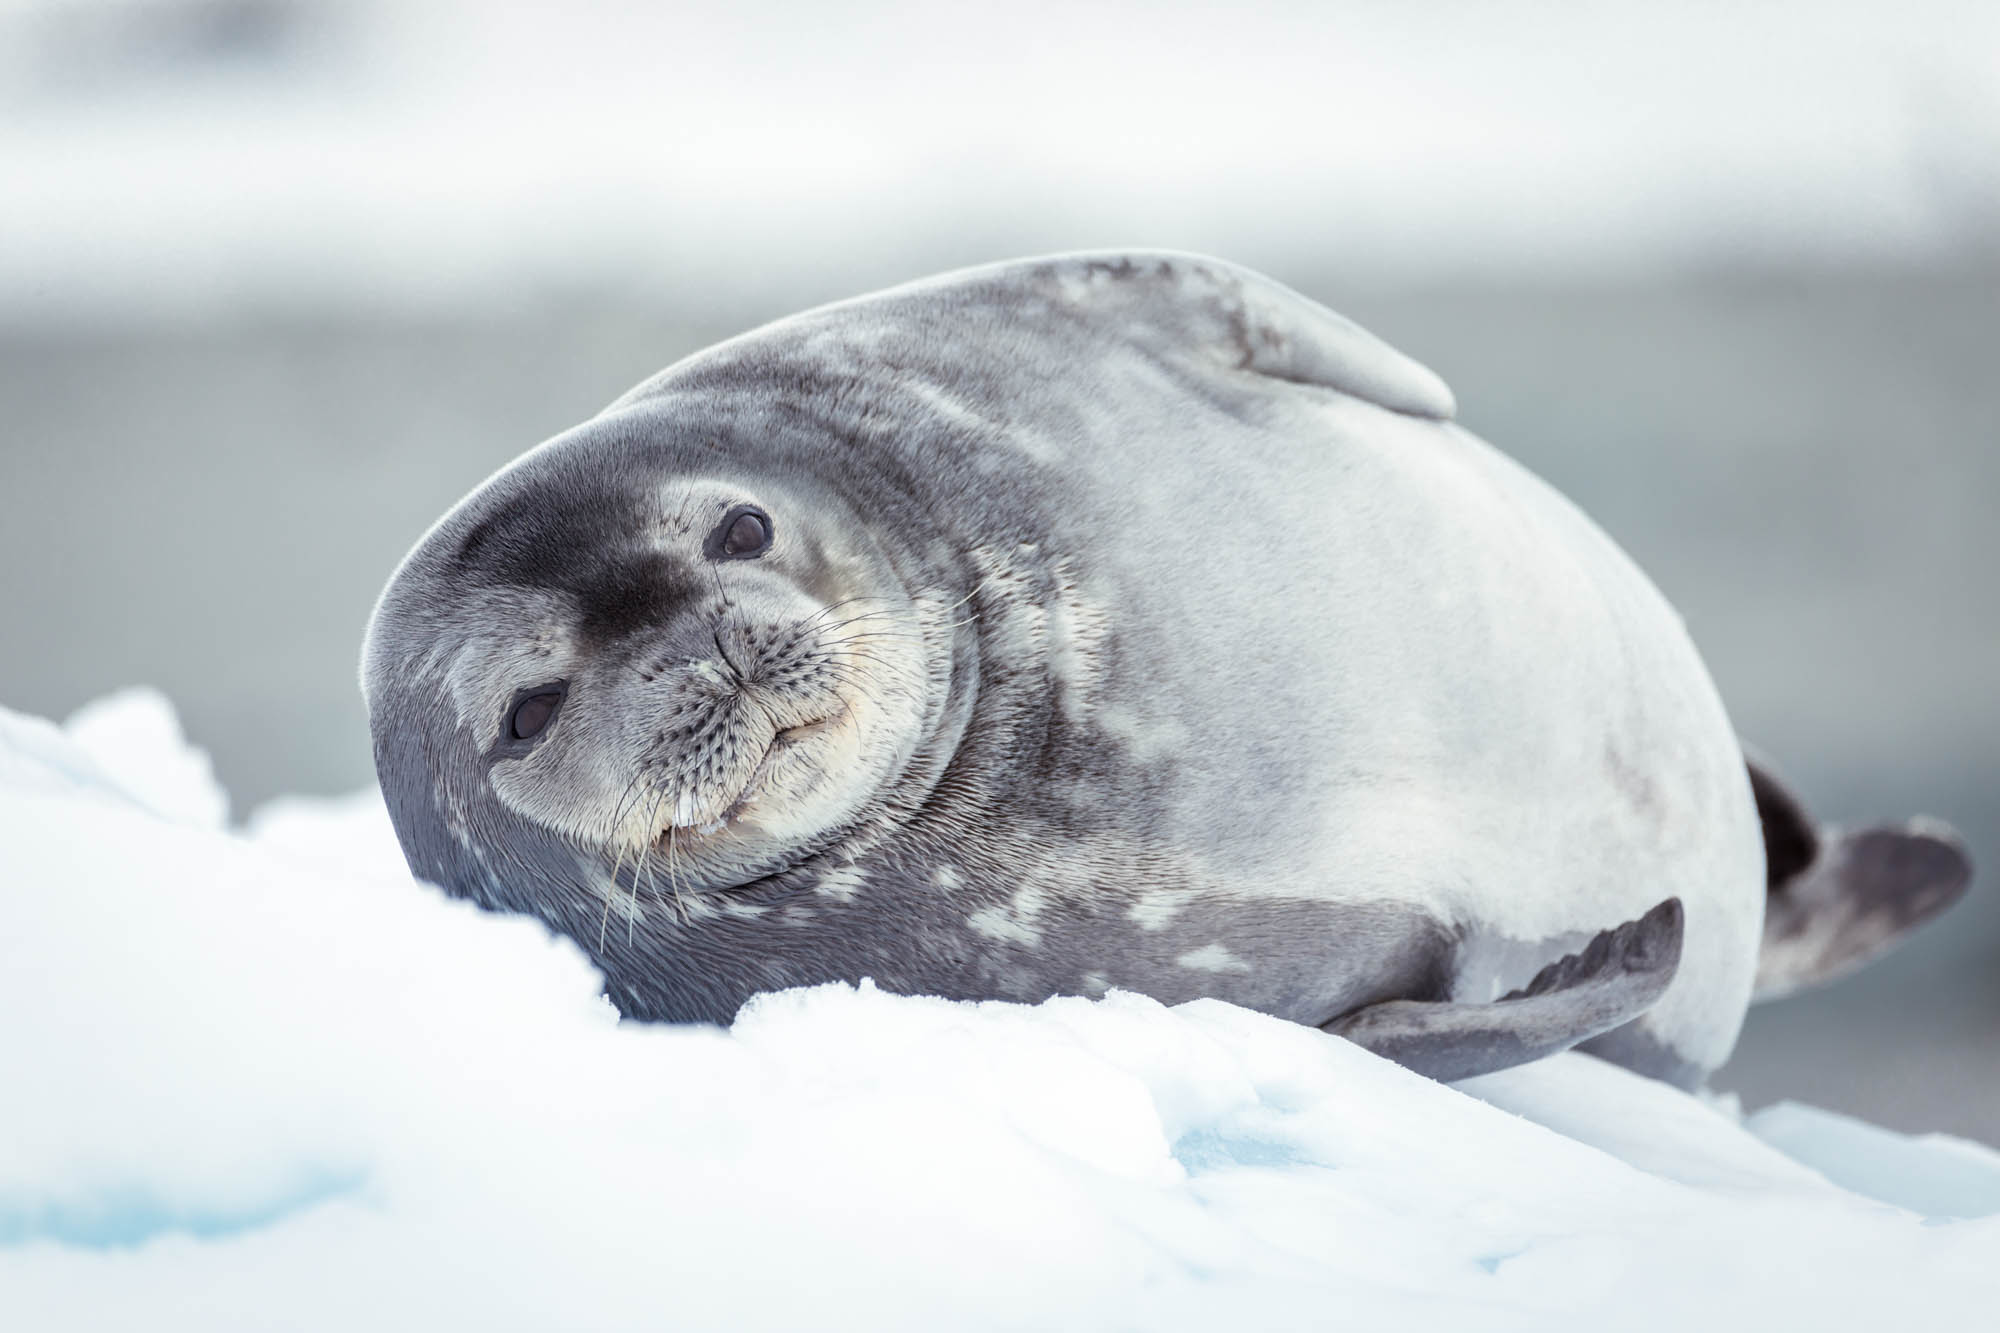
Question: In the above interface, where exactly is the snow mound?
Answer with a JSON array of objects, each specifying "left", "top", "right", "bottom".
[{"left": 2, "top": 691, "right": 1996, "bottom": 1331}]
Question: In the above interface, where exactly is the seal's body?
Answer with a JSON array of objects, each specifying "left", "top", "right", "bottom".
[{"left": 364, "top": 253, "right": 1967, "bottom": 1088}]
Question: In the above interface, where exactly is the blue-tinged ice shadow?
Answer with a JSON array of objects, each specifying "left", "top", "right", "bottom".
[
  {"left": 1748, "top": 1102, "right": 2000, "bottom": 1223},
  {"left": 1171, "top": 1126, "right": 1321, "bottom": 1175},
  {"left": 0, "top": 1167, "right": 367, "bottom": 1250}
]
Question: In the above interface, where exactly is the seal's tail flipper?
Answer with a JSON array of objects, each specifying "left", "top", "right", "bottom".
[
  {"left": 1325, "top": 898, "right": 1683, "bottom": 1083},
  {"left": 1749, "top": 757, "right": 1972, "bottom": 1004}
]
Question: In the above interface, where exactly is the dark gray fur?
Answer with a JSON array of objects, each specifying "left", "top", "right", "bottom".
[
  {"left": 365, "top": 253, "right": 1469, "bottom": 1036},
  {"left": 362, "top": 251, "right": 1969, "bottom": 1088},
  {"left": 1747, "top": 757, "right": 1972, "bottom": 1002},
  {"left": 1328, "top": 899, "right": 1684, "bottom": 1084}
]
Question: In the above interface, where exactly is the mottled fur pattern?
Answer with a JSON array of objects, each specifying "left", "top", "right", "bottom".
[{"left": 365, "top": 251, "right": 1931, "bottom": 1088}]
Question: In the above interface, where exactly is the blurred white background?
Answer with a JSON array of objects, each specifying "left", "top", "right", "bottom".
[
  {"left": 2, "top": 0, "right": 1995, "bottom": 1136},
  {"left": 5, "top": 0, "right": 1999, "bottom": 314}
]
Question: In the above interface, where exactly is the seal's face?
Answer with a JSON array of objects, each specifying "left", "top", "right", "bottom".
[{"left": 366, "top": 454, "right": 938, "bottom": 905}]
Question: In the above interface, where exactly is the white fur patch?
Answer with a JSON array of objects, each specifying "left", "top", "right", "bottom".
[
  {"left": 815, "top": 866, "right": 870, "bottom": 903},
  {"left": 1175, "top": 944, "right": 1250, "bottom": 974},
  {"left": 967, "top": 907, "right": 1041, "bottom": 946},
  {"left": 1127, "top": 889, "right": 1196, "bottom": 931},
  {"left": 969, "top": 883, "right": 1053, "bottom": 945},
  {"left": 1043, "top": 557, "right": 1110, "bottom": 726}
]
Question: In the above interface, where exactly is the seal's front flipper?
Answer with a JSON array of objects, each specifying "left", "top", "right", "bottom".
[
  {"left": 1750, "top": 757, "right": 1971, "bottom": 1003},
  {"left": 1325, "top": 898, "right": 1684, "bottom": 1083}
]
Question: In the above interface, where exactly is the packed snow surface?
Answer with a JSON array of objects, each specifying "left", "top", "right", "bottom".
[{"left": 2, "top": 690, "right": 1997, "bottom": 1330}]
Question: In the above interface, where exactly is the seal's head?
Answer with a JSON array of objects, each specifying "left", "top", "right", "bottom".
[{"left": 361, "top": 416, "right": 952, "bottom": 917}]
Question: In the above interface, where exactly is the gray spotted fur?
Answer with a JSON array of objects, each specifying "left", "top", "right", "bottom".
[{"left": 363, "top": 250, "right": 1967, "bottom": 1088}]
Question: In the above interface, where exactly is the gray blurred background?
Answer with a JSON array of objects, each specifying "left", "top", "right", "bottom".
[{"left": 3, "top": 0, "right": 1995, "bottom": 1138}]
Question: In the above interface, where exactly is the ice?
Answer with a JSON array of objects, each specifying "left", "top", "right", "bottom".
[
  {"left": 2, "top": 690, "right": 1996, "bottom": 1330},
  {"left": 244, "top": 788, "right": 408, "bottom": 884},
  {"left": 1747, "top": 1102, "right": 2000, "bottom": 1222},
  {"left": 64, "top": 688, "right": 229, "bottom": 829},
  {"left": 2, "top": 1, "right": 1997, "bottom": 324}
]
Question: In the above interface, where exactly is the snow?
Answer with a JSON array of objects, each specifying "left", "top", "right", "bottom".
[
  {"left": 2, "top": 690, "right": 1997, "bottom": 1330},
  {"left": 1747, "top": 1103, "right": 2000, "bottom": 1223},
  {"left": 3, "top": 0, "right": 1998, "bottom": 324}
]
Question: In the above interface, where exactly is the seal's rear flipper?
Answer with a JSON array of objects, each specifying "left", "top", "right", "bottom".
[
  {"left": 1750, "top": 758, "right": 1972, "bottom": 1003},
  {"left": 1325, "top": 898, "right": 1684, "bottom": 1083}
]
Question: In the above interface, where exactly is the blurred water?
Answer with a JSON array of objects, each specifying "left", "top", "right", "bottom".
[{"left": 3, "top": 262, "right": 1994, "bottom": 1137}]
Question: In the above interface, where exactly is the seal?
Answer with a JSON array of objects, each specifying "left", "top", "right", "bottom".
[{"left": 362, "top": 251, "right": 1970, "bottom": 1087}]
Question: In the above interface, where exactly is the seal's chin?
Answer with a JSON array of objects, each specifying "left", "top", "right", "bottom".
[{"left": 655, "top": 711, "right": 845, "bottom": 843}]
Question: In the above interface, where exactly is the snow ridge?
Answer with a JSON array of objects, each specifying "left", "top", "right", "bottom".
[{"left": 1, "top": 692, "right": 1995, "bottom": 1331}]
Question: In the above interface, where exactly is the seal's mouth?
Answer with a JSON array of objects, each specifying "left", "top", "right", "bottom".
[{"left": 657, "top": 711, "right": 845, "bottom": 841}]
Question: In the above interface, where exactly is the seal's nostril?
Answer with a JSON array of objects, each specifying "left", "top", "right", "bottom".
[{"left": 714, "top": 626, "right": 756, "bottom": 681}]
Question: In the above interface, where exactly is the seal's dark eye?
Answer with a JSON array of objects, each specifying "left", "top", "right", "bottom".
[
  {"left": 508, "top": 687, "right": 564, "bottom": 742},
  {"left": 711, "top": 506, "right": 773, "bottom": 560}
]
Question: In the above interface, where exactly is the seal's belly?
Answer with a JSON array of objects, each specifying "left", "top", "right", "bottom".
[{"left": 1063, "top": 390, "right": 1762, "bottom": 1063}]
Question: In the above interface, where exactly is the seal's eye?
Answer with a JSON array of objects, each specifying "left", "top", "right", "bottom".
[
  {"left": 508, "top": 686, "right": 565, "bottom": 742},
  {"left": 710, "top": 505, "right": 773, "bottom": 561}
]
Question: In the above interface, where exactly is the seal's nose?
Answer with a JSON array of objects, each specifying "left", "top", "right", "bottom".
[
  {"left": 714, "top": 624, "right": 757, "bottom": 681},
  {"left": 624, "top": 608, "right": 736, "bottom": 688}
]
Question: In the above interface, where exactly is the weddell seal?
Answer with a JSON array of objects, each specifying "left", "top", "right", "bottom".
[{"left": 362, "top": 252, "right": 1971, "bottom": 1087}]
